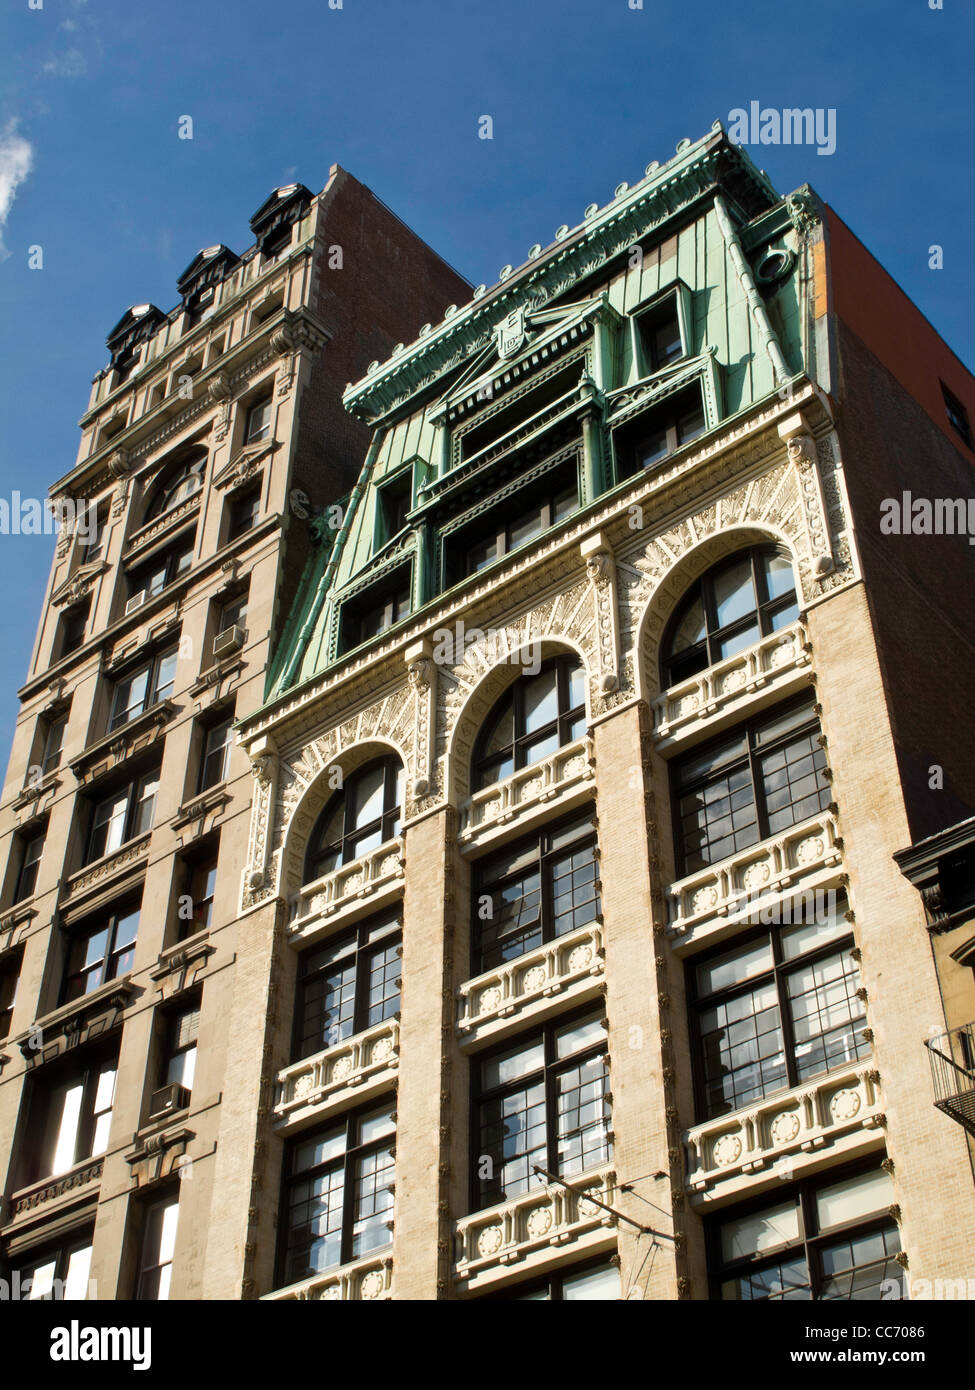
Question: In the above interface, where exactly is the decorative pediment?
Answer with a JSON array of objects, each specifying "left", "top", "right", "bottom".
[
  {"left": 18, "top": 980, "right": 134, "bottom": 1071},
  {"left": 212, "top": 438, "right": 277, "bottom": 492},
  {"left": 50, "top": 562, "right": 108, "bottom": 610},
  {"left": 0, "top": 903, "right": 37, "bottom": 952},
  {"left": 70, "top": 702, "right": 175, "bottom": 785},
  {"left": 171, "top": 786, "right": 232, "bottom": 844},
  {"left": 125, "top": 1125, "right": 196, "bottom": 1189},
  {"left": 149, "top": 937, "right": 215, "bottom": 1001}
]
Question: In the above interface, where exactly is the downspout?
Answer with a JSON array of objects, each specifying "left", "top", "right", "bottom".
[
  {"left": 713, "top": 194, "right": 791, "bottom": 385},
  {"left": 278, "top": 429, "right": 384, "bottom": 691}
]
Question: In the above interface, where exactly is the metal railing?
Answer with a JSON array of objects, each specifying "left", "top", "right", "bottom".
[{"left": 926, "top": 1022, "right": 975, "bottom": 1135}]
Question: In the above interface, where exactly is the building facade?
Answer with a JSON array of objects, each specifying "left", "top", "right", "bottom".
[
  {"left": 3, "top": 123, "right": 975, "bottom": 1303},
  {"left": 0, "top": 170, "right": 467, "bottom": 1300}
]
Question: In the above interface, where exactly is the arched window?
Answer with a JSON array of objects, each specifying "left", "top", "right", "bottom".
[
  {"left": 472, "top": 657, "right": 586, "bottom": 792},
  {"left": 661, "top": 545, "right": 798, "bottom": 688},
  {"left": 147, "top": 454, "right": 207, "bottom": 520},
  {"left": 304, "top": 757, "right": 404, "bottom": 884}
]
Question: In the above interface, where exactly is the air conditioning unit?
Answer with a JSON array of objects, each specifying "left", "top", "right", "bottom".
[
  {"left": 125, "top": 590, "right": 147, "bottom": 615},
  {"left": 148, "top": 1083, "right": 191, "bottom": 1119},
  {"left": 213, "top": 624, "right": 245, "bottom": 658}
]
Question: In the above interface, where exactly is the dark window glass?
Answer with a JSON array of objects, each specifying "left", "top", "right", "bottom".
[
  {"left": 339, "top": 569, "right": 411, "bottom": 650},
  {"left": 58, "top": 603, "right": 89, "bottom": 659},
  {"left": 673, "top": 696, "right": 829, "bottom": 876},
  {"left": 261, "top": 223, "right": 292, "bottom": 262},
  {"left": 110, "top": 648, "right": 178, "bottom": 730},
  {"left": 376, "top": 471, "right": 411, "bottom": 545},
  {"left": 617, "top": 384, "right": 706, "bottom": 480},
  {"left": 637, "top": 296, "right": 684, "bottom": 372},
  {"left": 86, "top": 768, "right": 159, "bottom": 864},
  {"left": 114, "top": 347, "right": 140, "bottom": 384},
  {"left": 460, "top": 480, "right": 578, "bottom": 580},
  {"left": 40, "top": 713, "right": 68, "bottom": 777},
  {"left": 147, "top": 456, "right": 205, "bottom": 520},
  {"left": 81, "top": 505, "right": 109, "bottom": 566},
  {"left": 227, "top": 487, "right": 261, "bottom": 541},
  {"left": 62, "top": 905, "right": 140, "bottom": 1003},
  {"left": 199, "top": 717, "right": 233, "bottom": 791},
  {"left": 127, "top": 536, "right": 194, "bottom": 608},
  {"left": 304, "top": 758, "right": 404, "bottom": 884},
  {"left": 474, "top": 1010, "right": 611, "bottom": 1210},
  {"left": 692, "top": 894, "right": 869, "bottom": 1119},
  {"left": 0, "top": 952, "right": 20, "bottom": 1042},
  {"left": 136, "top": 1193, "right": 180, "bottom": 1300},
  {"left": 217, "top": 592, "right": 248, "bottom": 637},
  {"left": 279, "top": 1102, "right": 395, "bottom": 1286},
  {"left": 293, "top": 915, "right": 401, "bottom": 1060},
  {"left": 942, "top": 382, "right": 973, "bottom": 450},
  {"left": 245, "top": 397, "right": 273, "bottom": 444},
  {"left": 15, "top": 831, "right": 45, "bottom": 903},
  {"left": 472, "top": 657, "right": 586, "bottom": 792},
  {"left": 715, "top": 1166, "right": 903, "bottom": 1301},
  {"left": 458, "top": 363, "right": 581, "bottom": 464},
  {"left": 473, "top": 812, "right": 600, "bottom": 973},
  {"left": 662, "top": 545, "right": 799, "bottom": 688}
]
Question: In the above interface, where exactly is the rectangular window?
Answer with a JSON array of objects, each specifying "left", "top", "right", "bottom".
[
  {"left": 293, "top": 914, "right": 401, "bottom": 1061},
  {"left": 339, "top": 568, "right": 411, "bottom": 652},
  {"left": 279, "top": 1101, "right": 396, "bottom": 1287},
  {"left": 227, "top": 487, "right": 261, "bottom": 541},
  {"left": 62, "top": 903, "right": 140, "bottom": 1004},
  {"left": 636, "top": 295, "right": 684, "bottom": 373},
  {"left": 673, "top": 695, "right": 830, "bottom": 876},
  {"left": 0, "top": 951, "right": 21, "bottom": 1042},
  {"left": 12, "top": 1232, "right": 93, "bottom": 1301},
  {"left": 86, "top": 768, "right": 160, "bottom": 864},
  {"left": 714, "top": 1165, "right": 903, "bottom": 1301},
  {"left": 26, "top": 1051, "right": 118, "bottom": 1184},
  {"left": 199, "top": 716, "right": 233, "bottom": 792},
  {"left": 615, "top": 384, "right": 706, "bottom": 482},
  {"left": 161, "top": 1004, "right": 199, "bottom": 1093},
  {"left": 136, "top": 1193, "right": 180, "bottom": 1300},
  {"left": 58, "top": 602, "right": 89, "bottom": 659},
  {"left": 217, "top": 592, "right": 248, "bottom": 638},
  {"left": 14, "top": 830, "right": 45, "bottom": 903},
  {"left": 81, "top": 504, "right": 109, "bottom": 566},
  {"left": 110, "top": 648, "right": 178, "bottom": 730},
  {"left": 472, "top": 811, "right": 600, "bottom": 973},
  {"left": 692, "top": 894, "right": 870, "bottom": 1119},
  {"left": 458, "top": 363, "right": 582, "bottom": 464},
  {"left": 485, "top": 1257, "right": 620, "bottom": 1301},
  {"left": 245, "top": 397, "right": 273, "bottom": 444},
  {"left": 126, "top": 537, "right": 194, "bottom": 609},
  {"left": 178, "top": 841, "right": 219, "bottom": 939},
  {"left": 473, "top": 1009, "right": 611, "bottom": 1210},
  {"left": 376, "top": 471, "right": 412, "bottom": 547},
  {"left": 453, "top": 475, "right": 578, "bottom": 582},
  {"left": 39, "top": 712, "right": 68, "bottom": 777},
  {"left": 941, "top": 382, "right": 973, "bottom": 450}
]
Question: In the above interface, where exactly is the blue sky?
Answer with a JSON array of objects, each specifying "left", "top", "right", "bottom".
[{"left": 0, "top": 0, "right": 972, "bottom": 754}]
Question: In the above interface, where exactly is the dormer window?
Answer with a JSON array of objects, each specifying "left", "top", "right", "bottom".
[
  {"left": 637, "top": 295, "right": 684, "bottom": 373},
  {"left": 261, "top": 223, "right": 292, "bottom": 263},
  {"left": 183, "top": 285, "right": 214, "bottom": 330},
  {"left": 339, "top": 568, "right": 412, "bottom": 652},
  {"left": 114, "top": 346, "right": 141, "bottom": 385}
]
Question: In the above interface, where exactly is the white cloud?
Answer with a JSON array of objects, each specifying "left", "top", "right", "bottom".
[
  {"left": 41, "top": 48, "right": 87, "bottom": 78},
  {"left": 0, "top": 122, "right": 33, "bottom": 261}
]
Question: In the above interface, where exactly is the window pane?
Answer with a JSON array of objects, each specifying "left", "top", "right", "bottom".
[
  {"left": 779, "top": 894, "right": 848, "bottom": 958},
  {"left": 359, "top": 1104, "right": 396, "bottom": 1145},
  {"left": 509, "top": 504, "right": 544, "bottom": 549},
  {"left": 671, "top": 594, "right": 707, "bottom": 653},
  {"left": 678, "top": 399, "right": 705, "bottom": 443},
  {"left": 818, "top": 1226, "right": 902, "bottom": 1301},
  {"left": 567, "top": 662, "right": 586, "bottom": 711},
  {"left": 720, "top": 1200, "right": 801, "bottom": 1263},
  {"left": 153, "top": 651, "right": 178, "bottom": 703},
  {"left": 554, "top": 1013, "right": 604, "bottom": 1059},
  {"left": 351, "top": 1142, "right": 395, "bottom": 1257},
  {"left": 351, "top": 765, "right": 386, "bottom": 829},
  {"left": 481, "top": 1040, "right": 544, "bottom": 1091},
  {"left": 562, "top": 1263, "right": 620, "bottom": 1300},
  {"left": 556, "top": 1053, "right": 611, "bottom": 1175},
  {"left": 713, "top": 558, "right": 756, "bottom": 628},
  {"left": 93, "top": 1064, "right": 116, "bottom": 1116},
  {"left": 815, "top": 1169, "right": 893, "bottom": 1232},
  {"left": 722, "top": 1255, "right": 811, "bottom": 1301},
  {"left": 63, "top": 1245, "right": 92, "bottom": 1301},
  {"left": 697, "top": 938, "right": 774, "bottom": 996},
  {"left": 482, "top": 700, "right": 515, "bottom": 756},
  {"left": 522, "top": 669, "right": 558, "bottom": 734},
  {"left": 639, "top": 425, "right": 669, "bottom": 469},
  {"left": 53, "top": 1083, "right": 84, "bottom": 1174},
  {"left": 763, "top": 553, "right": 796, "bottom": 601},
  {"left": 716, "top": 622, "right": 761, "bottom": 661},
  {"left": 27, "top": 1259, "right": 57, "bottom": 1301}
]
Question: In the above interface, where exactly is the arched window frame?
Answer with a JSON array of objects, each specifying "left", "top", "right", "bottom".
[
  {"left": 660, "top": 544, "right": 799, "bottom": 690},
  {"left": 304, "top": 756, "right": 404, "bottom": 885},
  {"left": 146, "top": 453, "right": 207, "bottom": 521},
  {"left": 471, "top": 656, "right": 587, "bottom": 793}
]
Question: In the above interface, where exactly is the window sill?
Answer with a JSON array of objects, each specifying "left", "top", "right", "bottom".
[
  {"left": 71, "top": 702, "right": 176, "bottom": 784},
  {"left": 13, "top": 974, "right": 134, "bottom": 1072},
  {"left": 458, "top": 736, "right": 594, "bottom": 852},
  {"left": 262, "top": 1250, "right": 393, "bottom": 1302},
  {"left": 684, "top": 1063, "right": 883, "bottom": 1207},
  {"left": 4, "top": 1156, "right": 105, "bottom": 1231},
  {"left": 273, "top": 1017, "right": 401, "bottom": 1135},
  {"left": 651, "top": 622, "right": 810, "bottom": 754},
  {"left": 289, "top": 838, "right": 405, "bottom": 947},
  {"left": 66, "top": 833, "right": 152, "bottom": 903}
]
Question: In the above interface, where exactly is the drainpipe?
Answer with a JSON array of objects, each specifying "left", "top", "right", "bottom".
[
  {"left": 713, "top": 194, "right": 791, "bottom": 385},
  {"left": 278, "top": 430, "right": 384, "bottom": 691}
]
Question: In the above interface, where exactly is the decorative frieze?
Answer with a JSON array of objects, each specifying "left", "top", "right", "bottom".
[
  {"left": 685, "top": 1065, "right": 883, "bottom": 1202},
  {"left": 10, "top": 1159, "right": 104, "bottom": 1219},
  {"left": 582, "top": 533, "right": 620, "bottom": 695},
  {"left": 63, "top": 834, "right": 152, "bottom": 901},
  {"left": 667, "top": 811, "right": 843, "bottom": 948},
  {"left": 651, "top": 623, "right": 810, "bottom": 748},
  {"left": 262, "top": 1253, "right": 393, "bottom": 1302},
  {"left": 273, "top": 1019, "right": 400, "bottom": 1131},
  {"left": 454, "top": 1164, "right": 617, "bottom": 1293},
  {"left": 405, "top": 638, "right": 436, "bottom": 798},
  {"left": 458, "top": 923, "right": 605, "bottom": 1041}
]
